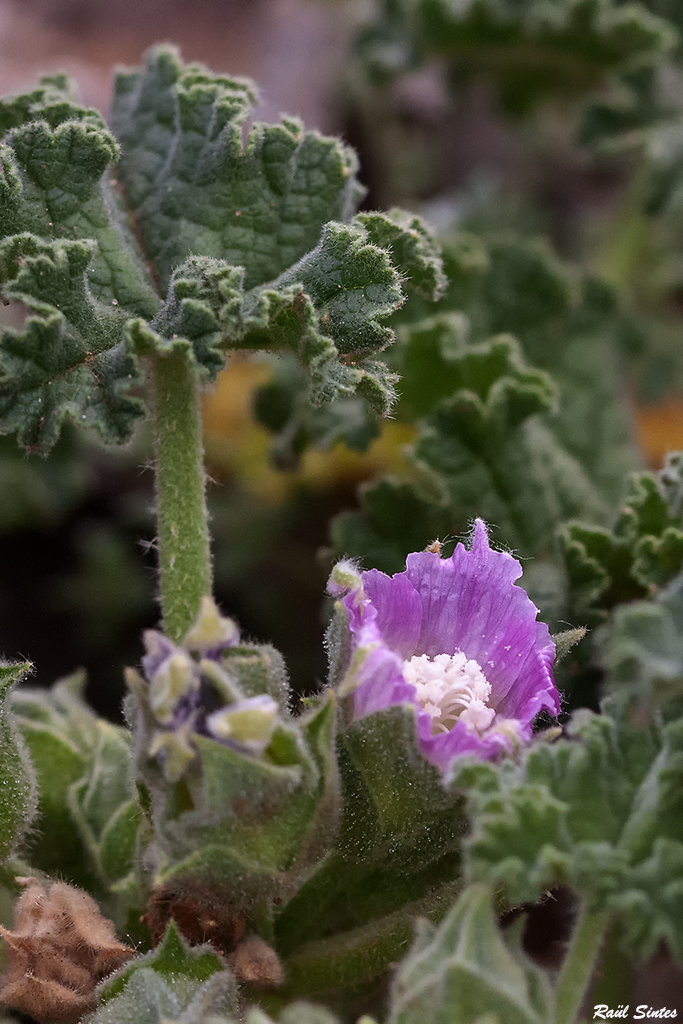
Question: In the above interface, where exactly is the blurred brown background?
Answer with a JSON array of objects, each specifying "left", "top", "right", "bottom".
[{"left": 0, "top": 0, "right": 352, "bottom": 131}]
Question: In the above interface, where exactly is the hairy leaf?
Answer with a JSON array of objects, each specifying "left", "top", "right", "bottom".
[
  {"left": 398, "top": 237, "right": 641, "bottom": 503},
  {"left": 333, "top": 327, "right": 607, "bottom": 575},
  {"left": 388, "top": 884, "right": 553, "bottom": 1024},
  {"left": 93, "top": 921, "right": 237, "bottom": 1024},
  {"left": 0, "top": 76, "right": 157, "bottom": 316},
  {"left": 10, "top": 672, "right": 139, "bottom": 892},
  {"left": 0, "top": 233, "right": 144, "bottom": 452},
  {"left": 562, "top": 451, "right": 683, "bottom": 623},
  {"left": 146, "top": 217, "right": 412, "bottom": 413},
  {"left": 111, "top": 45, "right": 363, "bottom": 295},
  {"left": 272, "top": 705, "right": 467, "bottom": 978},
  {"left": 452, "top": 698, "right": 683, "bottom": 959},
  {"left": 0, "top": 50, "right": 443, "bottom": 453},
  {"left": 600, "top": 570, "right": 683, "bottom": 714}
]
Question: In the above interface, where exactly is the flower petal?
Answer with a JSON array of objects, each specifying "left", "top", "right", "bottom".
[
  {"left": 341, "top": 592, "right": 416, "bottom": 718},
  {"left": 361, "top": 568, "right": 422, "bottom": 660},
  {"left": 417, "top": 713, "right": 518, "bottom": 772}
]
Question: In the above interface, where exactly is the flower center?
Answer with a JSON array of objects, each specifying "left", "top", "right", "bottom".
[{"left": 402, "top": 652, "right": 496, "bottom": 735}]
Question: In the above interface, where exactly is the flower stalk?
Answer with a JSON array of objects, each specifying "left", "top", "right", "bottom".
[
  {"left": 150, "top": 348, "right": 212, "bottom": 643},
  {"left": 555, "top": 898, "right": 611, "bottom": 1024}
]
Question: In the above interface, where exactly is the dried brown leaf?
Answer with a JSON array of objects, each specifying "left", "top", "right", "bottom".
[
  {"left": 229, "top": 935, "right": 284, "bottom": 987},
  {"left": 0, "top": 878, "right": 134, "bottom": 1024}
]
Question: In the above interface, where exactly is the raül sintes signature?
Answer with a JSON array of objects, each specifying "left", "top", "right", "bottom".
[{"left": 593, "top": 1007, "right": 678, "bottom": 1020}]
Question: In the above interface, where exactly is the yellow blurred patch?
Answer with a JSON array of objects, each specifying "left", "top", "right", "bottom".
[
  {"left": 636, "top": 395, "right": 683, "bottom": 468},
  {"left": 202, "top": 355, "right": 416, "bottom": 502}
]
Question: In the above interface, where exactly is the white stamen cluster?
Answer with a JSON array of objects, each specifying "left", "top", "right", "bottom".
[{"left": 403, "top": 652, "right": 496, "bottom": 735}]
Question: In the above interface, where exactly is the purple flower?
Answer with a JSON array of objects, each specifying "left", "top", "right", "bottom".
[{"left": 329, "top": 520, "right": 560, "bottom": 773}]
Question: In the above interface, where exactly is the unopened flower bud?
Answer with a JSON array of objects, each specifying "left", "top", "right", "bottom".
[
  {"left": 149, "top": 723, "right": 197, "bottom": 783},
  {"left": 184, "top": 596, "right": 239, "bottom": 654},
  {"left": 149, "top": 651, "right": 197, "bottom": 725},
  {"left": 206, "top": 695, "right": 278, "bottom": 753},
  {"left": 327, "top": 559, "right": 362, "bottom": 597}
]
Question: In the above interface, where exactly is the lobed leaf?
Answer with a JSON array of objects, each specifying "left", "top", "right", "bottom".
[
  {"left": 145, "top": 217, "right": 412, "bottom": 414},
  {"left": 451, "top": 698, "right": 683, "bottom": 960},
  {"left": 110, "top": 45, "right": 363, "bottom": 295},
  {"left": 0, "top": 76, "right": 157, "bottom": 316},
  {"left": 0, "top": 233, "right": 144, "bottom": 453},
  {"left": 562, "top": 451, "right": 683, "bottom": 623},
  {"left": 333, "top": 327, "right": 608, "bottom": 573},
  {"left": 0, "top": 49, "right": 444, "bottom": 454},
  {"left": 599, "top": 569, "right": 683, "bottom": 713}
]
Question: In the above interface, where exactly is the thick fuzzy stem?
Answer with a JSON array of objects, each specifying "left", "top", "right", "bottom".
[
  {"left": 555, "top": 899, "right": 610, "bottom": 1024},
  {"left": 150, "top": 348, "right": 212, "bottom": 642}
]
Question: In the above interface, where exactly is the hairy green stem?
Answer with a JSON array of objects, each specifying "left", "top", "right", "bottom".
[
  {"left": 150, "top": 348, "right": 212, "bottom": 641},
  {"left": 555, "top": 899, "right": 610, "bottom": 1024}
]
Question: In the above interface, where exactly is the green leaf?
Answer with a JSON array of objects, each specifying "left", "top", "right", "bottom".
[
  {"left": 93, "top": 921, "right": 238, "bottom": 1024},
  {"left": 331, "top": 478, "right": 450, "bottom": 576},
  {"left": 340, "top": 704, "right": 461, "bottom": 847},
  {"left": 562, "top": 452, "right": 683, "bottom": 623},
  {"left": 452, "top": 698, "right": 683, "bottom": 959},
  {"left": 274, "top": 844, "right": 462, "bottom": 968},
  {"left": 334, "top": 331, "right": 608, "bottom": 572},
  {"left": 273, "top": 701, "right": 465, "bottom": 962},
  {"left": 146, "top": 218, "right": 409, "bottom": 414},
  {"left": 68, "top": 722, "right": 141, "bottom": 888},
  {"left": 356, "top": 0, "right": 673, "bottom": 116},
  {"left": 356, "top": 209, "right": 447, "bottom": 300},
  {"left": 270, "top": 705, "right": 468, "bottom": 993},
  {"left": 0, "top": 50, "right": 445, "bottom": 455},
  {"left": 397, "top": 316, "right": 557, "bottom": 425},
  {"left": 110, "top": 45, "right": 363, "bottom": 295},
  {"left": 599, "top": 571, "right": 683, "bottom": 713},
  {"left": 0, "top": 76, "right": 157, "bottom": 316},
  {"left": 107, "top": 45, "right": 445, "bottom": 445},
  {"left": 395, "top": 237, "right": 641, "bottom": 506},
  {"left": 10, "top": 672, "right": 139, "bottom": 891},
  {"left": 99, "top": 920, "right": 227, "bottom": 1003},
  {"left": 278, "top": 887, "right": 461, "bottom": 1000},
  {"left": 0, "top": 233, "right": 144, "bottom": 453},
  {"left": 387, "top": 884, "right": 553, "bottom": 1024},
  {"left": 0, "top": 661, "right": 36, "bottom": 863}
]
